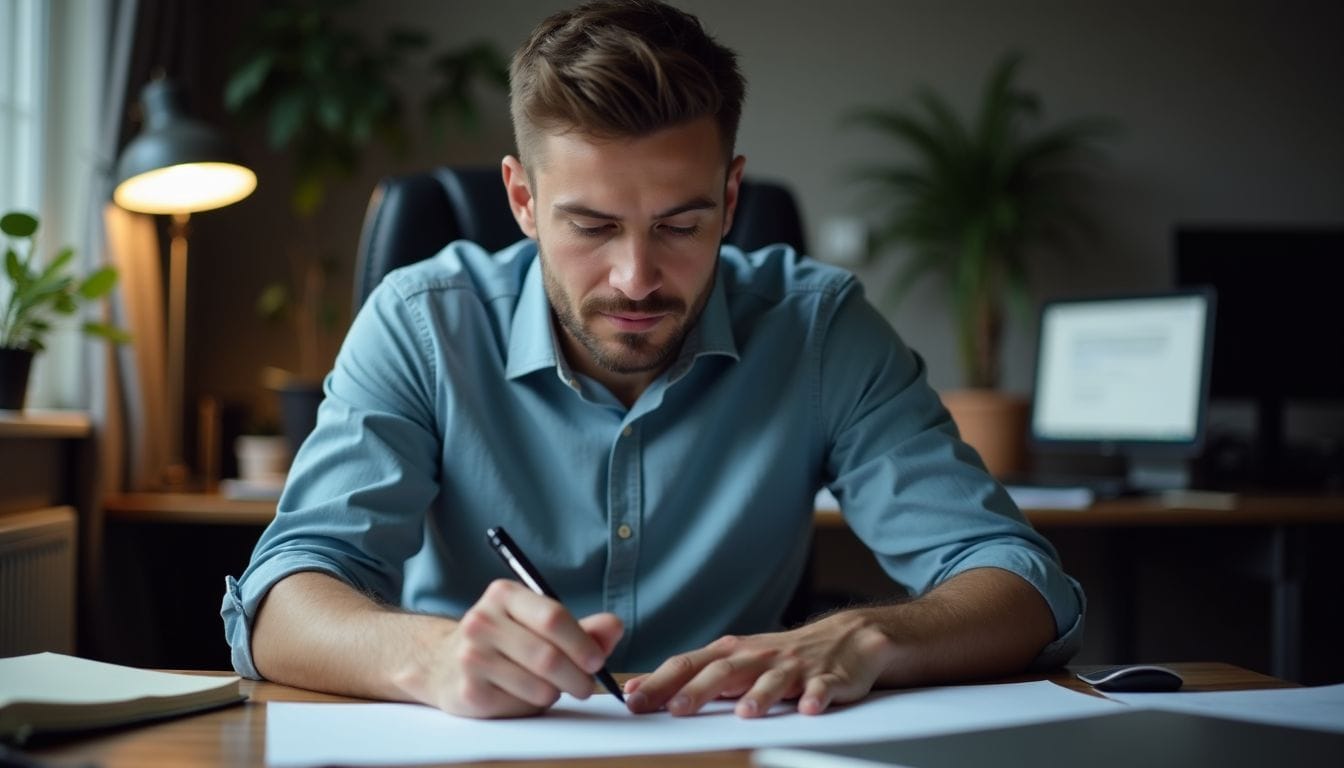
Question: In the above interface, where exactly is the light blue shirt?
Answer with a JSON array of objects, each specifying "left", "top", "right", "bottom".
[{"left": 222, "top": 240, "right": 1084, "bottom": 677}]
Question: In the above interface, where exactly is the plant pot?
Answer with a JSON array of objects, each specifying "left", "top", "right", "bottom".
[
  {"left": 941, "top": 388, "right": 1029, "bottom": 479},
  {"left": 0, "top": 347, "right": 35, "bottom": 410},
  {"left": 234, "top": 434, "right": 291, "bottom": 482},
  {"left": 276, "top": 381, "right": 325, "bottom": 457}
]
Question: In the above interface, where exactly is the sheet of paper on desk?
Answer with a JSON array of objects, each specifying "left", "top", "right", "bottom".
[
  {"left": 1105, "top": 682, "right": 1344, "bottom": 734},
  {"left": 265, "top": 680, "right": 1121, "bottom": 766}
]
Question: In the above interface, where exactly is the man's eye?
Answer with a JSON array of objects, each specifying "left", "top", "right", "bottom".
[
  {"left": 571, "top": 222, "right": 612, "bottom": 237},
  {"left": 662, "top": 224, "right": 700, "bottom": 237}
]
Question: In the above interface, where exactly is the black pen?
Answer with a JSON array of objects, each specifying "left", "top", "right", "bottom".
[{"left": 485, "top": 526, "right": 626, "bottom": 703}]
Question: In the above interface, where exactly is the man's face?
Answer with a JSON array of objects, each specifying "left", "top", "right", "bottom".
[{"left": 503, "top": 117, "right": 744, "bottom": 384}]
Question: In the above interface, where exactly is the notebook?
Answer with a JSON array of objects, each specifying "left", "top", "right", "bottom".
[
  {"left": 0, "top": 652, "right": 245, "bottom": 744},
  {"left": 752, "top": 708, "right": 1344, "bottom": 768}
]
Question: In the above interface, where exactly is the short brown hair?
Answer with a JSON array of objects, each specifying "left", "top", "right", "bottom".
[{"left": 509, "top": 0, "right": 746, "bottom": 168}]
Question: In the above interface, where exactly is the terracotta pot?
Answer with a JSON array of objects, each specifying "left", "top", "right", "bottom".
[
  {"left": 940, "top": 388, "right": 1029, "bottom": 479},
  {"left": 0, "top": 347, "right": 34, "bottom": 410}
]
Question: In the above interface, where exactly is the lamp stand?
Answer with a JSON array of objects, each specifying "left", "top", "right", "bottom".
[{"left": 162, "top": 212, "right": 191, "bottom": 488}]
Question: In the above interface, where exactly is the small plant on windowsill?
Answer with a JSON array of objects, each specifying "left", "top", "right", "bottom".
[{"left": 1, "top": 210, "right": 130, "bottom": 410}]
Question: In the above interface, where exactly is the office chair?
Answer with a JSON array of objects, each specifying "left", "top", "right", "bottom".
[{"left": 353, "top": 166, "right": 807, "bottom": 311}]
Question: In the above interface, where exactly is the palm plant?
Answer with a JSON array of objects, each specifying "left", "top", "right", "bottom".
[{"left": 849, "top": 53, "right": 1113, "bottom": 389}]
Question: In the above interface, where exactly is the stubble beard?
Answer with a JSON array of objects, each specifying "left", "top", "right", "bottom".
[{"left": 541, "top": 248, "right": 717, "bottom": 376}]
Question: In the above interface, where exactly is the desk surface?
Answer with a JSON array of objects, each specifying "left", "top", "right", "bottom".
[
  {"left": 31, "top": 663, "right": 1290, "bottom": 768},
  {"left": 105, "top": 491, "right": 1344, "bottom": 528}
]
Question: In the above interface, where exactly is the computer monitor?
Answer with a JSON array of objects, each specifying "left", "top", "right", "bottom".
[
  {"left": 1175, "top": 227, "right": 1344, "bottom": 488},
  {"left": 1030, "top": 291, "right": 1215, "bottom": 491}
]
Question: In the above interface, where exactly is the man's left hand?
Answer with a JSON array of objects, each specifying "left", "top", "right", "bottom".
[{"left": 623, "top": 609, "right": 899, "bottom": 718}]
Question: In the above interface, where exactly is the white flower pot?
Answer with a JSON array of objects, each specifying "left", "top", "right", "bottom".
[{"left": 234, "top": 435, "right": 290, "bottom": 483}]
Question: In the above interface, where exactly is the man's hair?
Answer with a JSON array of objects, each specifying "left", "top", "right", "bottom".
[{"left": 510, "top": 0, "right": 746, "bottom": 168}]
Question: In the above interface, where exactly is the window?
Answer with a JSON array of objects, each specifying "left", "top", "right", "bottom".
[
  {"left": 1, "top": 0, "right": 100, "bottom": 408},
  {"left": 0, "top": 0, "right": 45, "bottom": 216}
]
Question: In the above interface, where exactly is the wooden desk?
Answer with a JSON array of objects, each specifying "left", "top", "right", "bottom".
[{"left": 32, "top": 663, "right": 1290, "bottom": 768}]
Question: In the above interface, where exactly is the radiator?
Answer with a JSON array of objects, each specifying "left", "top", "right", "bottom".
[{"left": 0, "top": 506, "right": 76, "bottom": 656}]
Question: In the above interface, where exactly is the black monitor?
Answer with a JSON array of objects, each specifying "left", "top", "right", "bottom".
[
  {"left": 1175, "top": 226, "right": 1344, "bottom": 488},
  {"left": 1029, "top": 291, "right": 1216, "bottom": 491}
]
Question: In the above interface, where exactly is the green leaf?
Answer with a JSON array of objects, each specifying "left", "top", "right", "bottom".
[
  {"left": 268, "top": 90, "right": 309, "bottom": 149},
  {"left": 0, "top": 211, "right": 38, "bottom": 238},
  {"left": 52, "top": 293, "right": 78, "bottom": 315},
  {"left": 77, "top": 267, "right": 118, "bottom": 298},
  {"left": 40, "top": 247, "right": 75, "bottom": 281},
  {"left": 5, "top": 248, "right": 23, "bottom": 284},
  {"left": 224, "top": 50, "right": 276, "bottom": 112},
  {"left": 82, "top": 322, "right": 132, "bottom": 344}
]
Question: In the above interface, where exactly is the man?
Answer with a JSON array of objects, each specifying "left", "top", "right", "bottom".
[{"left": 223, "top": 0, "right": 1083, "bottom": 720}]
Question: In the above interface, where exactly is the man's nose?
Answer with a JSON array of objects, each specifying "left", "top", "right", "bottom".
[{"left": 608, "top": 235, "right": 661, "bottom": 301}]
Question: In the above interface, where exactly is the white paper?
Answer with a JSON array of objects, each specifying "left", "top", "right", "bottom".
[
  {"left": 1106, "top": 682, "right": 1344, "bottom": 734},
  {"left": 266, "top": 680, "right": 1122, "bottom": 767},
  {"left": 0, "top": 652, "right": 239, "bottom": 705}
]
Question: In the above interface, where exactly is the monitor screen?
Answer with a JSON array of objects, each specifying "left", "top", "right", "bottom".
[
  {"left": 1175, "top": 227, "right": 1344, "bottom": 401},
  {"left": 1031, "top": 292, "right": 1214, "bottom": 451}
]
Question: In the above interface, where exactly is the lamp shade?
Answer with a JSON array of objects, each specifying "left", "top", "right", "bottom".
[{"left": 113, "top": 79, "right": 256, "bottom": 215}]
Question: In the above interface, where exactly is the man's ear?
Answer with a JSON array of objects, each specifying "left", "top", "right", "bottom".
[
  {"left": 721, "top": 155, "right": 747, "bottom": 237},
  {"left": 501, "top": 156, "right": 538, "bottom": 239}
]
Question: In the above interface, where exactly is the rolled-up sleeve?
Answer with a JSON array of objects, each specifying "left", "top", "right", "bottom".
[
  {"left": 819, "top": 281, "right": 1085, "bottom": 668},
  {"left": 221, "top": 276, "right": 443, "bottom": 679}
]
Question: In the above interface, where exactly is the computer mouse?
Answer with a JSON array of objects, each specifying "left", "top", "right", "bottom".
[{"left": 1075, "top": 664, "right": 1184, "bottom": 693}]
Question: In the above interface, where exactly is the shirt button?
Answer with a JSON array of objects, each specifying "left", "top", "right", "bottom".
[
  {"left": 621, "top": 425, "right": 633, "bottom": 438},
  {"left": 617, "top": 524, "right": 633, "bottom": 540}
]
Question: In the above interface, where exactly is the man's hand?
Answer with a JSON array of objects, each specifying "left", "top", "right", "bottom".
[
  {"left": 421, "top": 579, "right": 624, "bottom": 718},
  {"left": 252, "top": 573, "right": 623, "bottom": 720},
  {"left": 624, "top": 609, "right": 898, "bottom": 718},
  {"left": 622, "top": 567, "right": 1055, "bottom": 718}
]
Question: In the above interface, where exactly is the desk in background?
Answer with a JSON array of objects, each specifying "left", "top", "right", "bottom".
[
  {"left": 100, "top": 493, "right": 1344, "bottom": 680},
  {"left": 31, "top": 662, "right": 1292, "bottom": 768}
]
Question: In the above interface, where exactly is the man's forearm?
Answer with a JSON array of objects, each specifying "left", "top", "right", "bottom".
[
  {"left": 842, "top": 567, "right": 1057, "bottom": 688},
  {"left": 251, "top": 571, "right": 457, "bottom": 704}
]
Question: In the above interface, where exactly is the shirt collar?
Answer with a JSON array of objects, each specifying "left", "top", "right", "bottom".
[{"left": 504, "top": 250, "right": 741, "bottom": 383}]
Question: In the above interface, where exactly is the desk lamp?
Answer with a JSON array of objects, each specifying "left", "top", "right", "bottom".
[{"left": 113, "top": 78, "right": 256, "bottom": 487}]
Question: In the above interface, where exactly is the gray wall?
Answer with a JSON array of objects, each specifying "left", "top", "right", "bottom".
[{"left": 189, "top": 0, "right": 1344, "bottom": 422}]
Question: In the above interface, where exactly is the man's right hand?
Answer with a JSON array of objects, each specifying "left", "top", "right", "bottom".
[
  {"left": 425, "top": 579, "right": 624, "bottom": 717},
  {"left": 251, "top": 572, "right": 622, "bottom": 719}
]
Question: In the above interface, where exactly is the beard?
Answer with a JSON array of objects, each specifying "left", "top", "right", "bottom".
[{"left": 541, "top": 248, "right": 717, "bottom": 376}]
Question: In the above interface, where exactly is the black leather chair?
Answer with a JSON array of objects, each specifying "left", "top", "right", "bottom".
[{"left": 353, "top": 167, "right": 807, "bottom": 310}]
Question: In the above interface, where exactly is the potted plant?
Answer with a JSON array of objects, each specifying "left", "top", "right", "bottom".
[
  {"left": 848, "top": 52, "right": 1114, "bottom": 476},
  {"left": 1, "top": 210, "right": 128, "bottom": 410},
  {"left": 223, "top": 0, "right": 508, "bottom": 453}
]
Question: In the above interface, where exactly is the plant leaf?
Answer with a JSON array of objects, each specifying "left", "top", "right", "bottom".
[
  {"left": 82, "top": 322, "right": 132, "bottom": 344},
  {"left": 77, "top": 266, "right": 118, "bottom": 298},
  {"left": 224, "top": 50, "right": 276, "bottom": 112},
  {"left": 4, "top": 248, "right": 23, "bottom": 284},
  {"left": 0, "top": 211, "right": 38, "bottom": 238},
  {"left": 40, "top": 247, "right": 75, "bottom": 281}
]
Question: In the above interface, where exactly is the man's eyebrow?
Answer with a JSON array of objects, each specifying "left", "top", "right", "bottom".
[
  {"left": 553, "top": 202, "right": 617, "bottom": 220},
  {"left": 552, "top": 197, "right": 719, "bottom": 221},
  {"left": 654, "top": 197, "right": 718, "bottom": 219}
]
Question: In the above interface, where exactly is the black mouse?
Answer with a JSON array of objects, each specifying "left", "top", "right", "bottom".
[{"left": 1075, "top": 664, "right": 1184, "bottom": 693}]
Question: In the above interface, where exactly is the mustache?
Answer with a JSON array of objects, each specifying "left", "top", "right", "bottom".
[{"left": 582, "top": 295, "right": 686, "bottom": 315}]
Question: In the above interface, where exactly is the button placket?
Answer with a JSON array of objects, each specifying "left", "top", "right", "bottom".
[{"left": 603, "top": 419, "right": 642, "bottom": 663}]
